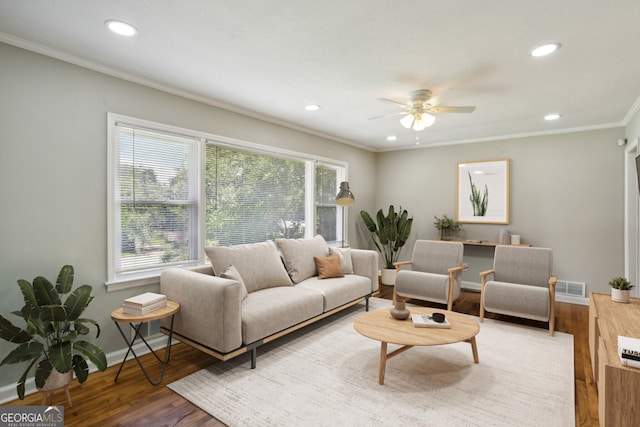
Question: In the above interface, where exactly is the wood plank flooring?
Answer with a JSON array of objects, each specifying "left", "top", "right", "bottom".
[{"left": 5, "top": 288, "right": 598, "bottom": 426}]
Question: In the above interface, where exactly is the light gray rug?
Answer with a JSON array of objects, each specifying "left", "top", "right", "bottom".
[{"left": 168, "top": 297, "right": 574, "bottom": 427}]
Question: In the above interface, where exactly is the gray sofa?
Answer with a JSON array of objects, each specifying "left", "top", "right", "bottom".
[{"left": 160, "top": 236, "right": 378, "bottom": 367}]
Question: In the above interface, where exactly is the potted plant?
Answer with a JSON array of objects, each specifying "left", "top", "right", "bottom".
[
  {"left": 609, "top": 276, "right": 634, "bottom": 303},
  {"left": 433, "top": 214, "right": 462, "bottom": 241},
  {"left": 0, "top": 265, "right": 107, "bottom": 400},
  {"left": 360, "top": 205, "right": 413, "bottom": 285}
]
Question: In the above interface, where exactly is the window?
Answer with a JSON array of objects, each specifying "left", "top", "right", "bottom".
[{"left": 107, "top": 114, "right": 346, "bottom": 287}]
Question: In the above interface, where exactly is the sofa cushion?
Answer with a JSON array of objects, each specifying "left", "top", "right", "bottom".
[
  {"left": 329, "top": 247, "right": 354, "bottom": 274},
  {"left": 205, "top": 241, "right": 292, "bottom": 293},
  {"left": 297, "top": 274, "right": 372, "bottom": 311},
  {"left": 484, "top": 280, "right": 550, "bottom": 321},
  {"left": 220, "top": 265, "right": 248, "bottom": 300},
  {"left": 314, "top": 254, "right": 344, "bottom": 279},
  {"left": 241, "top": 286, "right": 324, "bottom": 344},
  {"left": 275, "top": 235, "right": 329, "bottom": 284},
  {"left": 395, "top": 270, "right": 454, "bottom": 305}
]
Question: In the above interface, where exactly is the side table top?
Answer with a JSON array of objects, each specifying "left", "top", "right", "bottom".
[
  {"left": 111, "top": 300, "right": 180, "bottom": 323},
  {"left": 354, "top": 306, "right": 479, "bottom": 347}
]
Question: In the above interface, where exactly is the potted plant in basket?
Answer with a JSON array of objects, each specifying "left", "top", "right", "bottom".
[
  {"left": 433, "top": 214, "right": 462, "bottom": 241},
  {"left": 360, "top": 205, "right": 413, "bottom": 285},
  {"left": 609, "top": 276, "right": 634, "bottom": 303},
  {"left": 0, "top": 265, "right": 107, "bottom": 400}
]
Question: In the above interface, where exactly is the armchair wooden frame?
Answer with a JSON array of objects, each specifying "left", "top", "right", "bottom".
[
  {"left": 479, "top": 269, "right": 557, "bottom": 336},
  {"left": 393, "top": 261, "right": 468, "bottom": 310}
]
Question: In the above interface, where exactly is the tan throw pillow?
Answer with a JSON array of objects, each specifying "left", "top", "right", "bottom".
[
  {"left": 220, "top": 265, "right": 249, "bottom": 300},
  {"left": 314, "top": 253, "right": 344, "bottom": 279}
]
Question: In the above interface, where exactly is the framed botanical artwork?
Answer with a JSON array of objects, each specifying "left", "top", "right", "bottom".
[{"left": 457, "top": 159, "right": 510, "bottom": 224}]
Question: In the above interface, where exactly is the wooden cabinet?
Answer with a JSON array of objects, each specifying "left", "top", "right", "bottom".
[{"left": 589, "top": 292, "right": 640, "bottom": 427}]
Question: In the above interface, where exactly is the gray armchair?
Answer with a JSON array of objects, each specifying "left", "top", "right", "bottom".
[
  {"left": 480, "top": 245, "right": 557, "bottom": 336},
  {"left": 393, "top": 240, "right": 466, "bottom": 311}
]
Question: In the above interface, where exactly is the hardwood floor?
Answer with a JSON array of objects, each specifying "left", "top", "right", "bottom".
[{"left": 5, "top": 289, "right": 599, "bottom": 426}]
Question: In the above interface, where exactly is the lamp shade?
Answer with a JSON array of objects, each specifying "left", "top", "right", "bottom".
[{"left": 336, "top": 181, "right": 355, "bottom": 206}]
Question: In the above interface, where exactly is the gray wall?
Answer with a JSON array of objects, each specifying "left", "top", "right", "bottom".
[
  {"left": 0, "top": 40, "right": 634, "bottom": 397},
  {"left": 0, "top": 42, "right": 376, "bottom": 393},
  {"left": 372, "top": 128, "right": 626, "bottom": 293}
]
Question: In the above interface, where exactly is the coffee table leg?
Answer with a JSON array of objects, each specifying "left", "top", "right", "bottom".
[
  {"left": 379, "top": 341, "right": 388, "bottom": 385},
  {"left": 469, "top": 337, "right": 479, "bottom": 363}
]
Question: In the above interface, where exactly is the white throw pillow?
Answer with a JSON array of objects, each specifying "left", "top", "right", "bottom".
[
  {"left": 275, "top": 235, "right": 329, "bottom": 284},
  {"left": 221, "top": 265, "right": 249, "bottom": 300},
  {"left": 329, "top": 247, "right": 354, "bottom": 274},
  {"left": 205, "top": 241, "right": 292, "bottom": 293}
]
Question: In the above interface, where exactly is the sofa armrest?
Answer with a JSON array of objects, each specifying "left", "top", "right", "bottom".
[
  {"left": 160, "top": 268, "right": 242, "bottom": 353},
  {"left": 350, "top": 249, "right": 379, "bottom": 293}
]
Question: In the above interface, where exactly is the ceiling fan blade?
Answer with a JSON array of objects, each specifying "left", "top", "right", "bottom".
[
  {"left": 377, "top": 98, "right": 410, "bottom": 108},
  {"left": 427, "top": 106, "right": 476, "bottom": 114},
  {"left": 368, "top": 111, "right": 409, "bottom": 120}
]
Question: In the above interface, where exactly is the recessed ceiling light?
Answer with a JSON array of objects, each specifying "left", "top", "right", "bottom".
[
  {"left": 106, "top": 20, "right": 138, "bottom": 36},
  {"left": 530, "top": 43, "right": 560, "bottom": 57},
  {"left": 305, "top": 104, "right": 320, "bottom": 111},
  {"left": 544, "top": 113, "right": 561, "bottom": 121},
  {"left": 386, "top": 135, "right": 397, "bottom": 141}
]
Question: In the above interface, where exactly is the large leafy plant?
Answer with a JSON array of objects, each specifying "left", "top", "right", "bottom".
[
  {"left": 0, "top": 265, "right": 107, "bottom": 399},
  {"left": 360, "top": 205, "right": 413, "bottom": 269}
]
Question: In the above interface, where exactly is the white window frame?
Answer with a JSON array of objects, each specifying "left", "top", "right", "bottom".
[{"left": 106, "top": 113, "right": 347, "bottom": 291}]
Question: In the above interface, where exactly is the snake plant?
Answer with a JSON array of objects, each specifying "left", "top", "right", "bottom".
[{"left": 468, "top": 171, "right": 488, "bottom": 216}]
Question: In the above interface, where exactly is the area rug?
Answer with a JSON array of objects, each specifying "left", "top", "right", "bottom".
[{"left": 168, "top": 297, "right": 574, "bottom": 427}]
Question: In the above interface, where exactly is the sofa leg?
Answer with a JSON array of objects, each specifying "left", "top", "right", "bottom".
[
  {"left": 250, "top": 347, "right": 257, "bottom": 369},
  {"left": 365, "top": 295, "right": 370, "bottom": 311}
]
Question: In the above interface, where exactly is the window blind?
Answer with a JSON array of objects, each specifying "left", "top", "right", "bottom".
[{"left": 115, "top": 124, "right": 200, "bottom": 273}]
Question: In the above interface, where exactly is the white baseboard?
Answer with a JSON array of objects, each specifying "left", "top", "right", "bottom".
[
  {"left": 0, "top": 334, "right": 178, "bottom": 404},
  {"left": 461, "top": 281, "right": 589, "bottom": 306}
]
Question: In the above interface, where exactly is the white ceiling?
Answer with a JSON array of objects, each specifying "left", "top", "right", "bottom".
[{"left": 1, "top": 0, "right": 639, "bottom": 151}]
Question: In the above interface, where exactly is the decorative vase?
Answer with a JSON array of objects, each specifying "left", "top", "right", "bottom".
[
  {"left": 381, "top": 268, "right": 397, "bottom": 286},
  {"left": 440, "top": 228, "right": 453, "bottom": 241},
  {"left": 390, "top": 300, "right": 410, "bottom": 320},
  {"left": 612, "top": 288, "right": 631, "bottom": 303}
]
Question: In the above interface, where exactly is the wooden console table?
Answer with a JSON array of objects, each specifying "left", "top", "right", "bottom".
[
  {"left": 589, "top": 292, "right": 640, "bottom": 427},
  {"left": 451, "top": 240, "right": 530, "bottom": 247}
]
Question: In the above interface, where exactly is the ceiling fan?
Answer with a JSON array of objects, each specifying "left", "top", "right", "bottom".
[{"left": 371, "top": 89, "right": 476, "bottom": 131}]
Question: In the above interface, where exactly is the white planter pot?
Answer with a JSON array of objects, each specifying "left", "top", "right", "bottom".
[
  {"left": 381, "top": 268, "right": 397, "bottom": 286},
  {"left": 612, "top": 288, "right": 631, "bottom": 303}
]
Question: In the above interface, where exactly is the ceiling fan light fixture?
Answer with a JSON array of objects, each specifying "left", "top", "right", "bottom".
[
  {"left": 401, "top": 112, "right": 435, "bottom": 131},
  {"left": 400, "top": 113, "right": 415, "bottom": 129}
]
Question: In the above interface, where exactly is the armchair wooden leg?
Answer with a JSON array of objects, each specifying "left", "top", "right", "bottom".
[{"left": 392, "top": 287, "right": 397, "bottom": 305}]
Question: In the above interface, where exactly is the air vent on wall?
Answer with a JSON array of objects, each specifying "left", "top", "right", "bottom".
[{"left": 555, "top": 280, "right": 586, "bottom": 298}]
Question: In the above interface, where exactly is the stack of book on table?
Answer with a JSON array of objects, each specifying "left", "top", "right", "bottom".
[
  {"left": 411, "top": 314, "right": 451, "bottom": 328},
  {"left": 122, "top": 292, "right": 167, "bottom": 315},
  {"left": 618, "top": 335, "right": 640, "bottom": 368}
]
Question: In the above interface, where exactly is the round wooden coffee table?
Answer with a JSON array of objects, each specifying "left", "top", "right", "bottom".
[{"left": 354, "top": 306, "right": 480, "bottom": 384}]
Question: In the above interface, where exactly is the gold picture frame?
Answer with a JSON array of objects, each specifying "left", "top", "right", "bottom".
[{"left": 457, "top": 159, "right": 510, "bottom": 224}]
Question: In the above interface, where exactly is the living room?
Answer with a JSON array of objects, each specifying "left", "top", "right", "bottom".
[{"left": 1, "top": 2, "right": 640, "bottom": 426}]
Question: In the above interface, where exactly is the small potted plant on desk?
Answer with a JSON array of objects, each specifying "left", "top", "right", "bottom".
[
  {"left": 433, "top": 214, "right": 462, "bottom": 241},
  {"left": 609, "top": 276, "right": 634, "bottom": 303},
  {"left": 0, "top": 265, "right": 107, "bottom": 402}
]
